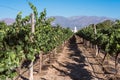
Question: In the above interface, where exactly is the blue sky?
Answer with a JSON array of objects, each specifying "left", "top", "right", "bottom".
[{"left": 0, "top": 0, "right": 120, "bottom": 19}]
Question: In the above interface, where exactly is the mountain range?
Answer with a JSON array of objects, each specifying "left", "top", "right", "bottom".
[
  {"left": 0, "top": 16, "right": 116, "bottom": 30},
  {"left": 0, "top": 18, "right": 15, "bottom": 25},
  {"left": 51, "top": 16, "right": 116, "bottom": 29}
]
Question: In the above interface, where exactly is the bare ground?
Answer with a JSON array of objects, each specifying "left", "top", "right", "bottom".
[{"left": 18, "top": 35, "right": 120, "bottom": 80}]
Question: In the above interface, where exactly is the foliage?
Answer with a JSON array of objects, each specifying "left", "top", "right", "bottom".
[
  {"left": 0, "top": 2, "right": 73, "bottom": 79},
  {"left": 76, "top": 20, "right": 120, "bottom": 55}
]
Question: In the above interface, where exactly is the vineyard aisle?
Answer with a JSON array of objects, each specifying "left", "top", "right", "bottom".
[{"left": 33, "top": 35, "right": 106, "bottom": 80}]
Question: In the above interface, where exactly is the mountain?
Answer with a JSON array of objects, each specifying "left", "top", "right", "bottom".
[
  {"left": 51, "top": 16, "right": 116, "bottom": 29},
  {"left": 0, "top": 18, "right": 15, "bottom": 25},
  {"left": 0, "top": 16, "right": 116, "bottom": 29}
]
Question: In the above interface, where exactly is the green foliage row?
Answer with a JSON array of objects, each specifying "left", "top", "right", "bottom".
[
  {"left": 76, "top": 20, "right": 120, "bottom": 55},
  {"left": 0, "top": 2, "right": 73, "bottom": 80}
]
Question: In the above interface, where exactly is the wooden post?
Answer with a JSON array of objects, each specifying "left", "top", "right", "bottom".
[
  {"left": 54, "top": 48, "right": 57, "bottom": 54},
  {"left": 115, "top": 53, "right": 119, "bottom": 74},
  {"left": 31, "top": 13, "right": 35, "bottom": 34},
  {"left": 39, "top": 52, "right": 43, "bottom": 73},
  {"left": 29, "top": 61, "right": 34, "bottom": 80},
  {"left": 94, "top": 24, "right": 98, "bottom": 56},
  {"left": 29, "top": 13, "right": 35, "bottom": 80}
]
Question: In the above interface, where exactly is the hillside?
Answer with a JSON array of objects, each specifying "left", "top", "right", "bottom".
[
  {"left": 52, "top": 16, "right": 115, "bottom": 29},
  {"left": 0, "top": 18, "right": 15, "bottom": 25},
  {"left": 0, "top": 16, "right": 115, "bottom": 29}
]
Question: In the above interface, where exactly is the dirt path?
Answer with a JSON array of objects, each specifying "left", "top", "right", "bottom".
[
  {"left": 33, "top": 35, "right": 107, "bottom": 80},
  {"left": 19, "top": 35, "right": 120, "bottom": 80},
  {"left": 17, "top": 36, "right": 120, "bottom": 80}
]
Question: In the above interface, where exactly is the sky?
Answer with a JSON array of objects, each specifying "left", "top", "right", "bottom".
[{"left": 0, "top": 0, "right": 120, "bottom": 19}]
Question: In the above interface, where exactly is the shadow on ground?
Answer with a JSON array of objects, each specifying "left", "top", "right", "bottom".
[{"left": 52, "top": 35, "right": 93, "bottom": 80}]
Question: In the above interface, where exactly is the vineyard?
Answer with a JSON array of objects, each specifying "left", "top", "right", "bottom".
[
  {"left": 0, "top": 2, "right": 73, "bottom": 80},
  {"left": 76, "top": 20, "right": 120, "bottom": 70},
  {"left": 76, "top": 20, "right": 120, "bottom": 79},
  {"left": 0, "top": 2, "right": 120, "bottom": 80}
]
